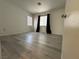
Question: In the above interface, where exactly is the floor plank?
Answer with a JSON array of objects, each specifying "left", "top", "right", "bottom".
[
  {"left": 0, "top": 40, "right": 1, "bottom": 59},
  {"left": 0, "top": 32, "right": 62, "bottom": 59}
]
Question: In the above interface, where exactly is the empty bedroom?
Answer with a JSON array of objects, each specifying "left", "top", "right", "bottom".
[{"left": 0, "top": 0, "right": 66, "bottom": 59}]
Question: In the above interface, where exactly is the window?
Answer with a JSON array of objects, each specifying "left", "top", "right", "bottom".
[
  {"left": 40, "top": 16, "right": 47, "bottom": 26},
  {"left": 27, "top": 16, "right": 32, "bottom": 26}
]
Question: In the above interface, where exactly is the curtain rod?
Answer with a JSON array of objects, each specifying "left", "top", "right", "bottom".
[{"left": 39, "top": 14, "right": 51, "bottom": 16}]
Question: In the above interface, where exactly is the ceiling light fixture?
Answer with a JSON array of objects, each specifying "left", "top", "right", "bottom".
[{"left": 37, "top": 2, "right": 42, "bottom": 6}]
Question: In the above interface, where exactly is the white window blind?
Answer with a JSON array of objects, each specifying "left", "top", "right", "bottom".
[
  {"left": 27, "top": 16, "right": 32, "bottom": 26},
  {"left": 40, "top": 16, "right": 47, "bottom": 26}
]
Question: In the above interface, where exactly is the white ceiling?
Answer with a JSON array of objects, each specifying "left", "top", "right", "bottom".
[{"left": 6, "top": 0, "right": 65, "bottom": 14}]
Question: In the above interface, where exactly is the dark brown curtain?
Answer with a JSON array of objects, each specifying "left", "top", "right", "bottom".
[
  {"left": 36, "top": 16, "right": 40, "bottom": 32},
  {"left": 46, "top": 14, "right": 52, "bottom": 34}
]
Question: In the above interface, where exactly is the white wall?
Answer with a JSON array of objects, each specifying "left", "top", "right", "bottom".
[
  {"left": 62, "top": 12, "right": 79, "bottom": 59},
  {"left": 34, "top": 8, "right": 65, "bottom": 35},
  {"left": 0, "top": 0, "right": 33, "bottom": 36},
  {"left": 0, "top": 0, "right": 3, "bottom": 35},
  {"left": 61, "top": 0, "right": 79, "bottom": 59},
  {"left": 65, "top": 0, "right": 79, "bottom": 14},
  {"left": 50, "top": 8, "right": 65, "bottom": 35}
]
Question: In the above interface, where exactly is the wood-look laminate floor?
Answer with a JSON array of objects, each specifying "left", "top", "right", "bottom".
[{"left": 0, "top": 32, "right": 62, "bottom": 59}]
